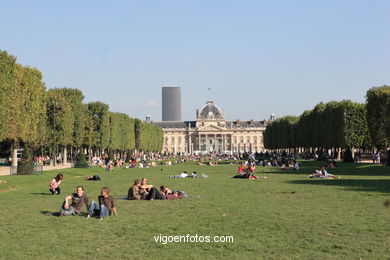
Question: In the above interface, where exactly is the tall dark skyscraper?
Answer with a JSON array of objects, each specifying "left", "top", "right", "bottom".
[{"left": 162, "top": 86, "right": 181, "bottom": 121}]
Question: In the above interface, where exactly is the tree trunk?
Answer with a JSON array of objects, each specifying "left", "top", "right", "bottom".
[
  {"left": 337, "top": 148, "right": 341, "bottom": 161},
  {"left": 12, "top": 147, "right": 18, "bottom": 167},
  {"left": 63, "top": 146, "right": 67, "bottom": 165},
  {"left": 88, "top": 146, "right": 92, "bottom": 162}
]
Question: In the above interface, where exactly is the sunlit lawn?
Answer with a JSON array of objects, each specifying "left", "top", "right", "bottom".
[{"left": 0, "top": 160, "right": 389, "bottom": 259}]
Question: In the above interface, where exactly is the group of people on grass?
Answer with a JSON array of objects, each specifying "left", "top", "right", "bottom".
[
  {"left": 232, "top": 161, "right": 267, "bottom": 179},
  {"left": 127, "top": 178, "right": 189, "bottom": 200},
  {"left": 58, "top": 186, "right": 117, "bottom": 220},
  {"left": 48, "top": 173, "right": 190, "bottom": 219}
]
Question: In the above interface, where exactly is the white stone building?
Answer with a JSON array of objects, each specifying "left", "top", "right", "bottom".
[{"left": 153, "top": 100, "right": 266, "bottom": 155}]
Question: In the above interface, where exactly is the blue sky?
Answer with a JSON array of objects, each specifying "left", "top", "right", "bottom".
[{"left": 1, "top": 0, "right": 389, "bottom": 121}]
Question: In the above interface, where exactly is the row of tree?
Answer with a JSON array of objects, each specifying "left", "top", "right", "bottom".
[
  {"left": 0, "top": 50, "right": 163, "bottom": 167},
  {"left": 264, "top": 86, "right": 390, "bottom": 160}
]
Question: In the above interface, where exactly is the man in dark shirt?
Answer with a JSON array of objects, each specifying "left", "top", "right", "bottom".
[
  {"left": 127, "top": 179, "right": 142, "bottom": 200},
  {"left": 87, "top": 187, "right": 117, "bottom": 220},
  {"left": 59, "top": 186, "right": 89, "bottom": 216}
]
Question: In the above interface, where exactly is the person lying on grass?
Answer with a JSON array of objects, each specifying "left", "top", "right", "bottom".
[
  {"left": 84, "top": 175, "right": 101, "bottom": 181},
  {"left": 160, "top": 186, "right": 199, "bottom": 199},
  {"left": 170, "top": 171, "right": 188, "bottom": 178},
  {"left": 59, "top": 186, "right": 89, "bottom": 216},
  {"left": 86, "top": 187, "right": 117, "bottom": 220},
  {"left": 49, "top": 174, "right": 63, "bottom": 195},
  {"left": 309, "top": 167, "right": 340, "bottom": 179}
]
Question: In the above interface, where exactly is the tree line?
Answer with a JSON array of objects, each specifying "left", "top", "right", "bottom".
[
  {"left": 264, "top": 86, "right": 390, "bottom": 162},
  {"left": 0, "top": 50, "right": 163, "bottom": 167}
]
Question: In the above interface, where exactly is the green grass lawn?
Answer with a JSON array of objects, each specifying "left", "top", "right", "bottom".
[{"left": 0, "top": 161, "right": 389, "bottom": 260}]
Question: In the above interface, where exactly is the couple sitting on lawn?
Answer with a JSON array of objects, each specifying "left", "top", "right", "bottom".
[
  {"left": 59, "top": 186, "right": 117, "bottom": 220},
  {"left": 232, "top": 163, "right": 267, "bottom": 179},
  {"left": 309, "top": 167, "right": 340, "bottom": 179},
  {"left": 127, "top": 178, "right": 188, "bottom": 200}
]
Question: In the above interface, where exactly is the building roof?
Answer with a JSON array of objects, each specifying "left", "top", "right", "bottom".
[
  {"left": 153, "top": 121, "right": 196, "bottom": 129},
  {"left": 226, "top": 120, "right": 265, "bottom": 128},
  {"left": 198, "top": 100, "right": 224, "bottom": 119},
  {"left": 153, "top": 120, "right": 265, "bottom": 129}
]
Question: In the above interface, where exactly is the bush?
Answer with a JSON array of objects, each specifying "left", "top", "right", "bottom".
[
  {"left": 17, "top": 144, "right": 34, "bottom": 175},
  {"left": 17, "top": 160, "right": 34, "bottom": 175},
  {"left": 75, "top": 149, "right": 89, "bottom": 168}
]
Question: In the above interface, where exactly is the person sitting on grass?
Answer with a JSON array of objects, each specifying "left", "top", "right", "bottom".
[
  {"left": 293, "top": 161, "right": 300, "bottom": 171},
  {"left": 84, "top": 175, "right": 101, "bottom": 181},
  {"left": 59, "top": 186, "right": 89, "bottom": 216},
  {"left": 127, "top": 179, "right": 142, "bottom": 200},
  {"left": 140, "top": 178, "right": 164, "bottom": 200},
  {"left": 326, "top": 160, "right": 337, "bottom": 169},
  {"left": 49, "top": 174, "right": 63, "bottom": 195},
  {"left": 238, "top": 163, "right": 246, "bottom": 175},
  {"left": 249, "top": 163, "right": 256, "bottom": 173},
  {"left": 87, "top": 187, "right": 117, "bottom": 220}
]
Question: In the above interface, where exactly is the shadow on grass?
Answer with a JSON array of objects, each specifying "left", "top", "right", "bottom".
[
  {"left": 31, "top": 193, "right": 54, "bottom": 196},
  {"left": 40, "top": 211, "right": 88, "bottom": 217},
  {"left": 41, "top": 211, "right": 60, "bottom": 216},
  {"left": 287, "top": 179, "right": 390, "bottom": 193}
]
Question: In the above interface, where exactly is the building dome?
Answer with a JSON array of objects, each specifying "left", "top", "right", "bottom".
[{"left": 198, "top": 100, "right": 224, "bottom": 119}]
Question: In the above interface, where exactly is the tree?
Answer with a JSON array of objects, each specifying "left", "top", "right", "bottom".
[
  {"left": 46, "top": 89, "right": 74, "bottom": 165},
  {"left": 55, "top": 88, "right": 85, "bottom": 148},
  {"left": 2, "top": 61, "right": 46, "bottom": 166},
  {"left": 86, "top": 102, "right": 110, "bottom": 154},
  {"left": 366, "top": 86, "right": 390, "bottom": 149},
  {"left": 265, "top": 100, "right": 370, "bottom": 162},
  {"left": 0, "top": 51, "right": 16, "bottom": 142},
  {"left": 83, "top": 105, "right": 96, "bottom": 161}
]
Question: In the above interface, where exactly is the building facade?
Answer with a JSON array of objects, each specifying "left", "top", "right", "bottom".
[
  {"left": 154, "top": 100, "right": 266, "bottom": 155},
  {"left": 162, "top": 86, "right": 181, "bottom": 121}
]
